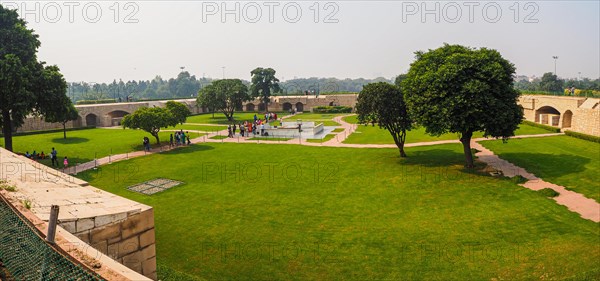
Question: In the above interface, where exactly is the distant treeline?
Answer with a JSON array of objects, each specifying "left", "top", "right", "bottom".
[
  {"left": 67, "top": 72, "right": 391, "bottom": 102},
  {"left": 514, "top": 72, "right": 600, "bottom": 93}
]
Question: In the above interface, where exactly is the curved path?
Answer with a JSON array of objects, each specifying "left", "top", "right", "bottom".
[{"left": 63, "top": 114, "right": 599, "bottom": 223}]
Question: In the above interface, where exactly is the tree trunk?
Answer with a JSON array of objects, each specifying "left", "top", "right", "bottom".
[
  {"left": 2, "top": 110, "right": 13, "bottom": 152},
  {"left": 152, "top": 132, "right": 160, "bottom": 144},
  {"left": 399, "top": 146, "right": 407, "bottom": 157},
  {"left": 460, "top": 131, "right": 474, "bottom": 168},
  {"left": 63, "top": 123, "right": 67, "bottom": 139}
]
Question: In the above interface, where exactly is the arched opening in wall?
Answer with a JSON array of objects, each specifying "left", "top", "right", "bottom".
[
  {"left": 246, "top": 103, "right": 255, "bottom": 112},
  {"left": 282, "top": 102, "right": 292, "bottom": 111},
  {"left": 107, "top": 110, "right": 130, "bottom": 126},
  {"left": 235, "top": 103, "right": 243, "bottom": 111},
  {"left": 535, "top": 106, "right": 561, "bottom": 126},
  {"left": 329, "top": 101, "right": 335, "bottom": 106},
  {"left": 258, "top": 103, "right": 266, "bottom": 112},
  {"left": 85, "top": 114, "right": 97, "bottom": 127},
  {"left": 295, "top": 102, "right": 304, "bottom": 112},
  {"left": 562, "top": 110, "right": 573, "bottom": 128}
]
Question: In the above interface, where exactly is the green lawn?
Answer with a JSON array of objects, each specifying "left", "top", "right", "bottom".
[
  {"left": 78, "top": 143, "right": 600, "bottom": 280},
  {"left": 344, "top": 116, "right": 558, "bottom": 144},
  {"left": 0, "top": 128, "right": 175, "bottom": 166},
  {"left": 187, "top": 112, "right": 288, "bottom": 125},
  {"left": 481, "top": 136, "right": 600, "bottom": 202}
]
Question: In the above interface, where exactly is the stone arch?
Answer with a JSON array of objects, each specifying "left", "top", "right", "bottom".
[
  {"left": 107, "top": 110, "right": 129, "bottom": 126},
  {"left": 295, "top": 102, "right": 304, "bottom": 112},
  {"left": 258, "top": 103, "right": 266, "bottom": 112},
  {"left": 562, "top": 110, "right": 573, "bottom": 128},
  {"left": 535, "top": 106, "right": 560, "bottom": 126},
  {"left": 282, "top": 102, "right": 293, "bottom": 111},
  {"left": 85, "top": 114, "right": 98, "bottom": 127},
  {"left": 246, "top": 103, "right": 255, "bottom": 112}
]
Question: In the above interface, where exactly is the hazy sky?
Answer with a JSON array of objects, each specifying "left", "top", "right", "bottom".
[{"left": 3, "top": 1, "right": 599, "bottom": 83}]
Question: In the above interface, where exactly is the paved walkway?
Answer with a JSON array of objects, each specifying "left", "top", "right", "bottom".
[
  {"left": 62, "top": 115, "right": 599, "bottom": 223},
  {"left": 472, "top": 142, "right": 600, "bottom": 222}
]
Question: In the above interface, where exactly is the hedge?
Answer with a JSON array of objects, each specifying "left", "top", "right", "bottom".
[
  {"left": 76, "top": 99, "right": 117, "bottom": 105},
  {"left": 522, "top": 120, "right": 561, "bottom": 133},
  {"left": 312, "top": 106, "right": 353, "bottom": 113},
  {"left": 564, "top": 130, "right": 600, "bottom": 143}
]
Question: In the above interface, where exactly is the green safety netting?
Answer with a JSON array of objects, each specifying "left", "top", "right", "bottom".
[{"left": 0, "top": 197, "right": 105, "bottom": 281}]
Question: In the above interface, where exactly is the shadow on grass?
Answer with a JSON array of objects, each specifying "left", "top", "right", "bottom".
[
  {"left": 400, "top": 148, "right": 466, "bottom": 167},
  {"left": 493, "top": 153, "right": 590, "bottom": 179},
  {"left": 162, "top": 144, "right": 216, "bottom": 155},
  {"left": 51, "top": 137, "right": 90, "bottom": 144}
]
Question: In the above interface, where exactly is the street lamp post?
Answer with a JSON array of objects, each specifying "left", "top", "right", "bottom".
[
  {"left": 222, "top": 66, "right": 225, "bottom": 79},
  {"left": 552, "top": 56, "right": 559, "bottom": 76}
]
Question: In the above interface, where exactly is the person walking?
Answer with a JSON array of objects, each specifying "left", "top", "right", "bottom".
[
  {"left": 186, "top": 131, "right": 191, "bottom": 145},
  {"left": 63, "top": 156, "right": 69, "bottom": 171},
  {"left": 50, "top": 147, "right": 58, "bottom": 167},
  {"left": 260, "top": 123, "right": 265, "bottom": 136},
  {"left": 227, "top": 125, "right": 233, "bottom": 138},
  {"left": 233, "top": 124, "right": 237, "bottom": 136},
  {"left": 169, "top": 134, "right": 174, "bottom": 147}
]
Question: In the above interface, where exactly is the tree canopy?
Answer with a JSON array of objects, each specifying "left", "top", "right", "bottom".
[
  {"left": 402, "top": 44, "right": 523, "bottom": 167},
  {"left": 166, "top": 101, "right": 191, "bottom": 125},
  {"left": 1, "top": 5, "right": 68, "bottom": 151},
  {"left": 121, "top": 107, "right": 175, "bottom": 144},
  {"left": 250, "top": 67, "right": 280, "bottom": 112},
  {"left": 356, "top": 82, "right": 412, "bottom": 157},
  {"left": 198, "top": 79, "right": 250, "bottom": 121}
]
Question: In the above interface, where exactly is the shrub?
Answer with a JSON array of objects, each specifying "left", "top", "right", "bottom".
[
  {"left": 564, "top": 130, "right": 600, "bottom": 143},
  {"left": 522, "top": 120, "right": 560, "bottom": 133},
  {"left": 538, "top": 188, "right": 559, "bottom": 198},
  {"left": 22, "top": 199, "right": 32, "bottom": 209},
  {"left": 0, "top": 180, "right": 17, "bottom": 192},
  {"left": 312, "top": 106, "right": 352, "bottom": 113},
  {"left": 510, "top": 175, "right": 528, "bottom": 184},
  {"left": 75, "top": 99, "right": 117, "bottom": 105}
]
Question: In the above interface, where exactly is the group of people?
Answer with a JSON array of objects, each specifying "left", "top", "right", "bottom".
[
  {"left": 22, "top": 147, "right": 67, "bottom": 168},
  {"left": 169, "top": 130, "right": 191, "bottom": 147},
  {"left": 226, "top": 113, "right": 279, "bottom": 138}
]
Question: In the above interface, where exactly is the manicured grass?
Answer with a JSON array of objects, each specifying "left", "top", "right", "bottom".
[
  {"left": 0, "top": 128, "right": 173, "bottom": 166},
  {"left": 344, "top": 116, "right": 559, "bottom": 144},
  {"left": 306, "top": 134, "right": 336, "bottom": 143},
  {"left": 248, "top": 137, "right": 291, "bottom": 141},
  {"left": 481, "top": 136, "right": 600, "bottom": 202},
  {"left": 332, "top": 128, "right": 345, "bottom": 133},
  {"left": 79, "top": 143, "right": 600, "bottom": 280},
  {"left": 186, "top": 112, "right": 288, "bottom": 125},
  {"left": 209, "top": 135, "right": 228, "bottom": 140}
]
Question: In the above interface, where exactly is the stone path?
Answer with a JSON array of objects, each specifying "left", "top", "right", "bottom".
[
  {"left": 61, "top": 114, "right": 599, "bottom": 223},
  {"left": 472, "top": 142, "right": 600, "bottom": 222}
]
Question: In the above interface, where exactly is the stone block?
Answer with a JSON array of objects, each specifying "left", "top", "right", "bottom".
[
  {"left": 121, "top": 209, "right": 154, "bottom": 239},
  {"left": 76, "top": 218, "right": 95, "bottom": 232},
  {"left": 90, "top": 222, "right": 121, "bottom": 243},
  {"left": 142, "top": 256, "right": 157, "bottom": 277},
  {"left": 76, "top": 231, "right": 90, "bottom": 244},
  {"left": 91, "top": 240, "right": 108, "bottom": 255},
  {"left": 122, "top": 251, "right": 142, "bottom": 273},
  {"left": 59, "top": 221, "right": 76, "bottom": 233},
  {"left": 141, "top": 244, "right": 156, "bottom": 260},
  {"left": 139, "top": 229, "right": 155, "bottom": 248},
  {"left": 116, "top": 235, "right": 140, "bottom": 258},
  {"left": 95, "top": 212, "right": 127, "bottom": 228}
]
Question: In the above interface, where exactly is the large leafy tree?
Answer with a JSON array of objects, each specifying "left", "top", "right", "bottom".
[
  {"left": 165, "top": 101, "right": 191, "bottom": 124},
  {"left": 121, "top": 107, "right": 175, "bottom": 144},
  {"left": 197, "top": 84, "right": 219, "bottom": 118},
  {"left": 539, "top": 72, "right": 564, "bottom": 93},
  {"left": 44, "top": 100, "right": 79, "bottom": 139},
  {"left": 214, "top": 79, "right": 250, "bottom": 121},
  {"left": 356, "top": 82, "right": 412, "bottom": 157},
  {"left": 0, "top": 5, "right": 68, "bottom": 151},
  {"left": 402, "top": 44, "right": 523, "bottom": 168},
  {"left": 250, "top": 67, "right": 280, "bottom": 112}
]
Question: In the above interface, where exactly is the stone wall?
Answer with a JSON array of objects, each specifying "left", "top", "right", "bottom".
[
  {"left": 573, "top": 108, "right": 600, "bottom": 136},
  {"left": 59, "top": 208, "right": 157, "bottom": 280}
]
